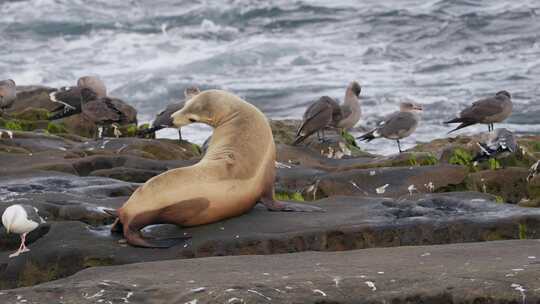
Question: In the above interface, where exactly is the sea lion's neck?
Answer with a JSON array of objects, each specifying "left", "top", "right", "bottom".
[
  {"left": 211, "top": 109, "right": 241, "bottom": 128},
  {"left": 203, "top": 110, "right": 245, "bottom": 161}
]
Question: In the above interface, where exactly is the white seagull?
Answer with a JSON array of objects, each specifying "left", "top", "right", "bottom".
[{"left": 2, "top": 204, "right": 45, "bottom": 258}]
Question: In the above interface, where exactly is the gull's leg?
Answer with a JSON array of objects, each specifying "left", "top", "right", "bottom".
[
  {"left": 9, "top": 233, "right": 27, "bottom": 258},
  {"left": 397, "top": 140, "right": 403, "bottom": 153},
  {"left": 20, "top": 233, "right": 30, "bottom": 253},
  {"left": 98, "top": 126, "right": 104, "bottom": 139}
]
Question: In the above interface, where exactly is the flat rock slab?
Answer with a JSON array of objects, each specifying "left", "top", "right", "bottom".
[
  {"left": 2, "top": 240, "right": 539, "bottom": 304},
  {"left": 316, "top": 164, "right": 468, "bottom": 198},
  {"left": 275, "top": 164, "right": 468, "bottom": 200},
  {"left": 277, "top": 144, "right": 437, "bottom": 172},
  {"left": 1, "top": 192, "right": 540, "bottom": 289}
]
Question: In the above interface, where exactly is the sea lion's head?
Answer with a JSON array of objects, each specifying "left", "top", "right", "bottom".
[{"left": 171, "top": 90, "right": 234, "bottom": 128}]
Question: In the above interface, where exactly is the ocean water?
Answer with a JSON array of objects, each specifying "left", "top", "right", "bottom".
[{"left": 1, "top": 0, "right": 539, "bottom": 154}]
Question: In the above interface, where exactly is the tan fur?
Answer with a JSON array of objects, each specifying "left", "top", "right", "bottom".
[{"left": 117, "top": 90, "right": 276, "bottom": 238}]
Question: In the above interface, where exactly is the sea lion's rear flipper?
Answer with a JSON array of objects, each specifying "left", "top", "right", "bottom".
[
  {"left": 259, "top": 196, "right": 324, "bottom": 212},
  {"left": 122, "top": 198, "right": 208, "bottom": 248}
]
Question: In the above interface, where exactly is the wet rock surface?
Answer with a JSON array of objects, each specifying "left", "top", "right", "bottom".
[
  {"left": 2, "top": 240, "right": 539, "bottom": 304},
  {"left": 0, "top": 114, "right": 540, "bottom": 300},
  {"left": 1, "top": 192, "right": 539, "bottom": 289}
]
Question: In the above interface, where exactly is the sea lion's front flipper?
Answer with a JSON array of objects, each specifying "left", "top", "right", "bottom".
[
  {"left": 110, "top": 218, "right": 123, "bottom": 234},
  {"left": 259, "top": 196, "right": 325, "bottom": 212}
]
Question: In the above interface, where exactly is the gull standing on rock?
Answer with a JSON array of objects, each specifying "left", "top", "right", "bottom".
[
  {"left": 2, "top": 204, "right": 45, "bottom": 258},
  {"left": 293, "top": 81, "right": 361, "bottom": 145},
  {"left": 293, "top": 96, "right": 340, "bottom": 145},
  {"left": 527, "top": 160, "right": 540, "bottom": 183},
  {"left": 331, "top": 81, "right": 362, "bottom": 132},
  {"left": 0, "top": 79, "right": 16, "bottom": 113},
  {"left": 79, "top": 88, "right": 126, "bottom": 139},
  {"left": 472, "top": 128, "right": 517, "bottom": 162},
  {"left": 445, "top": 91, "right": 512, "bottom": 133},
  {"left": 357, "top": 102, "right": 423, "bottom": 153},
  {"left": 141, "top": 86, "right": 200, "bottom": 140},
  {"left": 48, "top": 76, "right": 107, "bottom": 119}
]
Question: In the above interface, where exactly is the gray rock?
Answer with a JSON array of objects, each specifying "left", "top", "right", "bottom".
[
  {"left": 1, "top": 192, "right": 540, "bottom": 289},
  {"left": 468, "top": 167, "right": 529, "bottom": 204},
  {"left": 0, "top": 171, "right": 137, "bottom": 226},
  {"left": 314, "top": 165, "right": 469, "bottom": 199},
  {"left": 1, "top": 240, "right": 539, "bottom": 303}
]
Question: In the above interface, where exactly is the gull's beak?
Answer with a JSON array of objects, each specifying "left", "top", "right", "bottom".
[
  {"left": 413, "top": 104, "right": 424, "bottom": 111},
  {"left": 5, "top": 223, "right": 11, "bottom": 234}
]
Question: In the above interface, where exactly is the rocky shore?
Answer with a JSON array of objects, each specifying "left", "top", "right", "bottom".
[{"left": 1, "top": 86, "right": 540, "bottom": 302}]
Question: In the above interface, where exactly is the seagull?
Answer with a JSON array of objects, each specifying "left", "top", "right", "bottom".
[
  {"left": 79, "top": 88, "right": 127, "bottom": 139},
  {"left": 357, "top": 102, "right": 423, "bottom": 153},
  {"left": 111, "top": 123, "right": 122, "bottom": 138},
  {"left": 48, "top": 76, "right": 107, "bottom": 119},
  {"left": 293, "top": 81, "right": 361, "bottom": 145},
  {"left": 527, "top": 160, "right": 540, "bottom": 183},
  {"left": 0, "top": 79, "right": 16, "bottom": 114},
  {"left": 472, "top": 128, "right": 517, "bottom": 162},
  {"left": 445, "top": 91, "right": 512, "bottom": 133},
  {"left": 2, "top": 204, "right": 45, "bottom": 258},
  {"left": 0, "top": 129, "right": 13, "bottom": 140},
  {"left": 140, "top": 86, "right": 200, "bottom": 140},
  {"left": 331, "top": 81, "right": 362, "bottom": 132},
  {"left": 293, "top": 96, "right": 340, "bottom": 145}
]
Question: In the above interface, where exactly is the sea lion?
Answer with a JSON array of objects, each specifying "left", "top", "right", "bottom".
[{"left": 110, "top": 89, "right": 322, "bottom": 248}]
